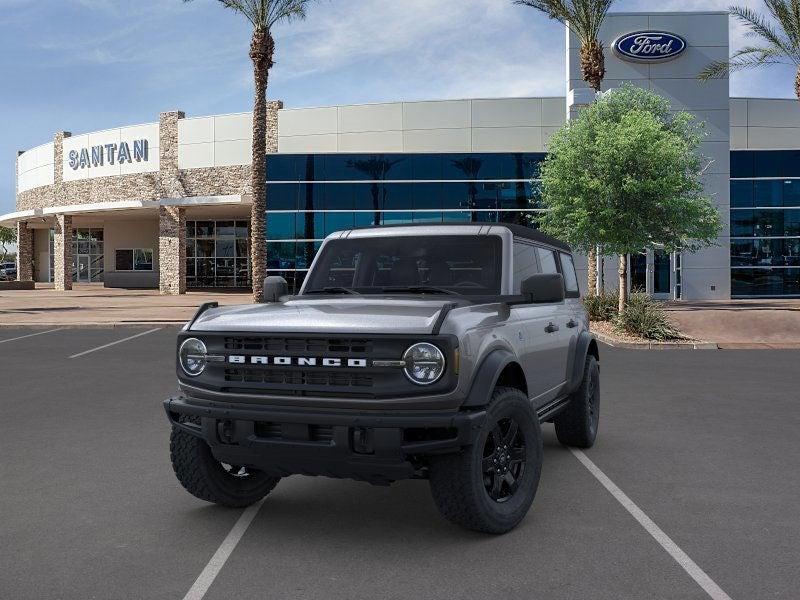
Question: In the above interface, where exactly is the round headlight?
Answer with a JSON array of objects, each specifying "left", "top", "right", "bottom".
[
  {"left": 179, "top": 338, "right": 207, "bottom": 377},
  {"left": 403, "top": 342, "right": 446, "bottom": 385}
]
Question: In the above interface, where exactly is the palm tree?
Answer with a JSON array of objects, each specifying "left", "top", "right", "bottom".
[
  {"left": 184, "top": 0, "right": 313, "bottom": 302},
  {"left": 515, "top": 0, "right": 616, "bottom": 295},
  {"left": 699, "top": 3, "right": 800, "bottom": 101}
]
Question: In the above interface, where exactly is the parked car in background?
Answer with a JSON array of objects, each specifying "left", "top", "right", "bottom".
[{"left": 0, "top": 262, "right": 16, "bottom": 281}]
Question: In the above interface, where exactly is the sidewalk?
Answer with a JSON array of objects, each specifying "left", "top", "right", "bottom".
[
  {"left": 0, "top": 284, "right": 251, "bottom": 327},
  {"left": 664, "top": 300, "right": 800, "bottom": 349}
]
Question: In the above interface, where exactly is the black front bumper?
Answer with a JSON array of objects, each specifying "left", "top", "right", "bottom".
[{"left": 164, "top": 396, "right": 486, "bottom": 484}]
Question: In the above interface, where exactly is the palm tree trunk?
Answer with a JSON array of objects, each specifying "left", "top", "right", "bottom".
[
  {"left": 580, "top": 39, "right": 604, "bottom": 294},
  {"left": 796, "top": 67, "right": 800, "bottom": 102},
  {"left": 580, "top": 40, "right": 605, "bottom": 93},
  {"left": 249, "top": 29, "right": 274, "bottom": 303},
  {"left": 618, "top": 254, "right": 628, "bottom": 314}
]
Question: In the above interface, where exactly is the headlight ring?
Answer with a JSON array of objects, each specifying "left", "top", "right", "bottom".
[
  {"left": 179, "top": 338, "right": 207, "bottom": 377},
  {"left": 403, "top": 342, "right": 446, "bottom": 385}
]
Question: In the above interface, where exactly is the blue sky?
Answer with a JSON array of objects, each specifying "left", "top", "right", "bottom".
[{"left": 1, "top": 0, "right": 797, "bottom": 215}]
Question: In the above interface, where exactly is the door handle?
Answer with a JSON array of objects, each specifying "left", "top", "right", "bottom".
[
  {"left": 545, "top": 322, "right": 559, "bottom": 334},
  {"left": 567, "top": 319, "right": 578, "bottom": 329}
]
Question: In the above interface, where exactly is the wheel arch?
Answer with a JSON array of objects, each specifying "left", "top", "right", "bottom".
[
  {"left": 463, "top": 349, "right": 528, "bottom": 407},
  {"left": 566, "top": 331, "right": 599, "bottom": 394}
]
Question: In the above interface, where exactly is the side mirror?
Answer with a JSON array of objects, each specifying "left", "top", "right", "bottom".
[
  {"left": 263, "top": 275, "right": 288, "bottom": 303},
  {"left": 521, "top": 273, "right": 565, "bottom": 304}
]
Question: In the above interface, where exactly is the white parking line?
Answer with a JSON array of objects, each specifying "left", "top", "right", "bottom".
[
  {"left": 0, "top": 329, "right": 63, "bottom": 345},
  {"left": 570, "top": 448, "right": 733, "bottom": 600},
  {"left": 182, "top": 499, "right": 265, "bottom": 600},
  {"left": 68, "top": 328, "right": 162, "bottom": 359}
]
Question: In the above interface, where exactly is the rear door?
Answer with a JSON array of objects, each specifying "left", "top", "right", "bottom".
[{"left": 532, "top": 246, "right": 571, "bottom": 396}]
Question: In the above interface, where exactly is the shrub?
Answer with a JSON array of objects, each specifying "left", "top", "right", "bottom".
[
  {"left": 614, "top": 293, "right": 684, "bottom": 341},
  {"left": 583, "top": 290, "right": 619, "bottom": 322}
]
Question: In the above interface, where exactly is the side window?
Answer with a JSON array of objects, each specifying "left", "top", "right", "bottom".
[
  {"left": 560, "top": 252, "right": 580, "bottom": 294},
  {"left": 513, "top": 242, "right": 539, "bottom": 293},
  {"left": 536, "top": 247, "right": 558, "bottom": 274}
]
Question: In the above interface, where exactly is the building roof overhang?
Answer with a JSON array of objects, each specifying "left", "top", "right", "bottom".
[{"left": 0, "top": 194, "right": 245, "bottom": 227}]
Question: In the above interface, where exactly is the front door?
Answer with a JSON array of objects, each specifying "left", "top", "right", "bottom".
[
  {"left": 77, "top": 255, "right": 90, "bottom": 282},
  {"left": 652, "top": 249, "right": 672, "bottom": 299}
]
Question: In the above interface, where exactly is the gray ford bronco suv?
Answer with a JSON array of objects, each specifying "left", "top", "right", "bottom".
[{"left": 165, "top": 223, "right": 599, "bottom": 533}]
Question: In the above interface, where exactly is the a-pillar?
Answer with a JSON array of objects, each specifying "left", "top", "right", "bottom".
[
  {"left": 53, "top": 214, "right": 73, "bottom": 291},
  {"left": 159, "top": 205, "right": 186, "bottom": 295},
  {"left": 16, "top": 221, "right": 34, "bottom": 282}
]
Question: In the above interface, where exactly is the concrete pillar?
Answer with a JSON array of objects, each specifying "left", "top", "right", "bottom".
[
  {"left": 53, "top": 214, "right": 73, "bottom": 291},
  {"left": 159, "top": 205, "right": 185, "bottom": 295},
  {"left": 16, "top": 221, "right": 34, "bottom": 282}
]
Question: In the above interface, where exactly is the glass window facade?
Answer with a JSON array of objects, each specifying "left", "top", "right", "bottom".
[
  {"left": 186, "top": 220, "right": 251, "bottom": 288},
  {"left": 266, "top": 153, "right": 546, "bottom": 292},
  {"left": 731, "top": 151, "right": 800, "bottom": 297},
  {"left": 72, "top": 228, "right": 104, "bottom": 283}
]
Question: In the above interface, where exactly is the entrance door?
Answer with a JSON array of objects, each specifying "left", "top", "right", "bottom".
[
  {"left": 652, "top": 250, "right": 672, "bottom": 299},
  {"left": 77, "top": 256, "right": 90, "bottom": 282},
  {"left": 630, "top": 252, "right": 647, "bottom": 293}
]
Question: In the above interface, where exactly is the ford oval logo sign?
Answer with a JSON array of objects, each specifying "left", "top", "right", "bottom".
[{"left": 613, "top": 31, "right": 687, "bottom": 62}]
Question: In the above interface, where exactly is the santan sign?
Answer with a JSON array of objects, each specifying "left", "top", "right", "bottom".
[
  {"left": 68, "top": 139, "right": 149, "bottom": 170},
  {"left": 613, "top": 31, "right": 687, "bottom": 62}
]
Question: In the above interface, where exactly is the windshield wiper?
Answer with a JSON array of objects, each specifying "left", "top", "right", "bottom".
[
  {"left": 381, "top": 286, "right": 459, "bottom": 296},
  {"left": 304, "top": 287, "right": 361, "bottom": 295}
]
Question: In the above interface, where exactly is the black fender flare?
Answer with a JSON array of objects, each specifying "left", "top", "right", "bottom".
[
  {"left": 462, "top": 348, "right": 521, "bottom": 408},
  {"left": 565, "top": 331, "right": 599, "bottom": 394}
]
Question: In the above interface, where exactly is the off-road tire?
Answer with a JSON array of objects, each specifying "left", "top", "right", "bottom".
[
  {"left": 170, "top": 417, "right": 280, "bottom": 508},
  {"left": 554, "top": 355, "right": 600, "bottom": 448},
  {"left": 429, "top": 387, "right": 543, "bottom": 534}
]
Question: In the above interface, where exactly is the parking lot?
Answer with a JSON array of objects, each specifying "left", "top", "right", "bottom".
[{"left": 1, "top": 327, "right": 798, "bottom": 599}]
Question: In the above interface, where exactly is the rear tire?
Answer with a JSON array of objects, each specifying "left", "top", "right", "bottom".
[
  {"left": 170, "top": 417, "right": 280, "bottom": 508},
  {"left": 429, "top": 387, "right": 543, "bottom": 534},
  {"left": 554, "top": 355, "right": 600, "bottom": 448}
]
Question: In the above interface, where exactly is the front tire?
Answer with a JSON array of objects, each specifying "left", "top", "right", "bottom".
[
  {"left": 429, "top": 387, "right": 543, "bottom": 534},
  {"left": 554, "top": 355, "right": 600, "bottom": 448},
  {"left": 170, "top": 417, "right": 280, "bottom": 508}
]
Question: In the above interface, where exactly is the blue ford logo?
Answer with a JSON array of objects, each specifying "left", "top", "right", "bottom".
[{"left": 613, "top": 31, "right": 686, "bottom": 62}]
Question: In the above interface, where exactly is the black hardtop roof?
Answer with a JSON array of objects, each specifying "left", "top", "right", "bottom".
[{"left": 349, "top": 222, "right": 572, "bottom": 253}]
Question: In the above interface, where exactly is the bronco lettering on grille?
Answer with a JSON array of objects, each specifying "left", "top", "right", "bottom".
[{"left": 227, "top": 355, "right": 369, "bottom": 368}]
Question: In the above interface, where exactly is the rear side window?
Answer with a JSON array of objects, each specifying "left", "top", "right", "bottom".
[
  {"left": 560, "top": 252, "right": 579, "bottom": 294},
  {"left": 513, "top": 242, "right": 539, "bottom": 293},
  {"left": 536, "top": 247, "right": 558, "bottom": 274}
]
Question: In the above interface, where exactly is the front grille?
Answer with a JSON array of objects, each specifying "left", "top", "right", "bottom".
[
  {"left": 224, "top": 368, "right": 374, "bottom": 388},
  {"left": 224, "top": 337, "right": 373, "bottom": 354}
]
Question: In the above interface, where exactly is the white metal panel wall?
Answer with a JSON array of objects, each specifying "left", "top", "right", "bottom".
[
  {"left": 276, "top": 98, "right": 562, "bottom": 154},
  {"left": 17, "top": 142, "right": 55, "bottom": 193},
  {"left": 178, "top": 113, "right": 252, "bottom": 169},
  {"left": 729, "top": 98, "right": 800, "bottom": 150}
]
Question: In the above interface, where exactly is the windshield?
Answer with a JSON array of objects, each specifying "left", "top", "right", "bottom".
[{"left": 303, "top": 235, "right": 503, "bottom": 296}]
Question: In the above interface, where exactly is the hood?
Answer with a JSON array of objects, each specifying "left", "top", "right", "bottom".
[{"left": 190, "top": 297, "right": 457, "bottom": 335}]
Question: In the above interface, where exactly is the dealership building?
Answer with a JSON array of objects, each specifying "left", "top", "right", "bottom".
[{"left": 3, "top": 10, "right": 800, "bottom": 299}]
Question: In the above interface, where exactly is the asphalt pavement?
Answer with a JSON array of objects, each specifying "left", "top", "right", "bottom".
[{"left": 1, "top": 327, "right": 798, "bottom": 599}]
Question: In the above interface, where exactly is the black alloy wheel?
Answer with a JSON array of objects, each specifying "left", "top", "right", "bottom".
[{"left": 482, "top": 418, "right": 526, "bottom": 503}]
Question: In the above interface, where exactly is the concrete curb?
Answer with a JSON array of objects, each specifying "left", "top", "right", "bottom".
[
  {"left": 0, "top": 322, "right": 186, "bottom": 329},
  {"left": 593, "top": 330, "right": 719, "bottom": 350}
]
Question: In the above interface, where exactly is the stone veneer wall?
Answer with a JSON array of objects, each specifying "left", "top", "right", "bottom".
[
  {"left": 53, "top": 214, "right": 73, "bottom": 291},
  {"left": 158, "top": 206, "right": 186, "bottom": 295},
  {"left": 16, "top": 222, "right": 33, "bottom": 281}
]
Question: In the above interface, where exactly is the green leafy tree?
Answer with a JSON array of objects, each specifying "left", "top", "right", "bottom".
[
  {"left": 514, "top": 0, "right": 616, "bottom": 293},
  {"left": 699, "top": 2, "right": 800, "bottom": 100},
  {"left": 184, "top": 0, "right": 314, "bottom": 302},
  {"left": 0, "top": 226, "right": 15, "bottom": 263},
  {"left": 536, "top": 85, "right": 722, "bottom": 312}
]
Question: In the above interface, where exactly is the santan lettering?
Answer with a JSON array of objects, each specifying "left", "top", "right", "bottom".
[
  {"left": 629, "top": 35, "right": 674, "bottom": 56},
  {"left": 68, "top": 139, "right": 148, "bottom": 170}
]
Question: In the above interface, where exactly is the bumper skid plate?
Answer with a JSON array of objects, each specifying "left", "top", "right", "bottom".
[{"left": 164, "top": 396, "right": 486, "bottom": 485}]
